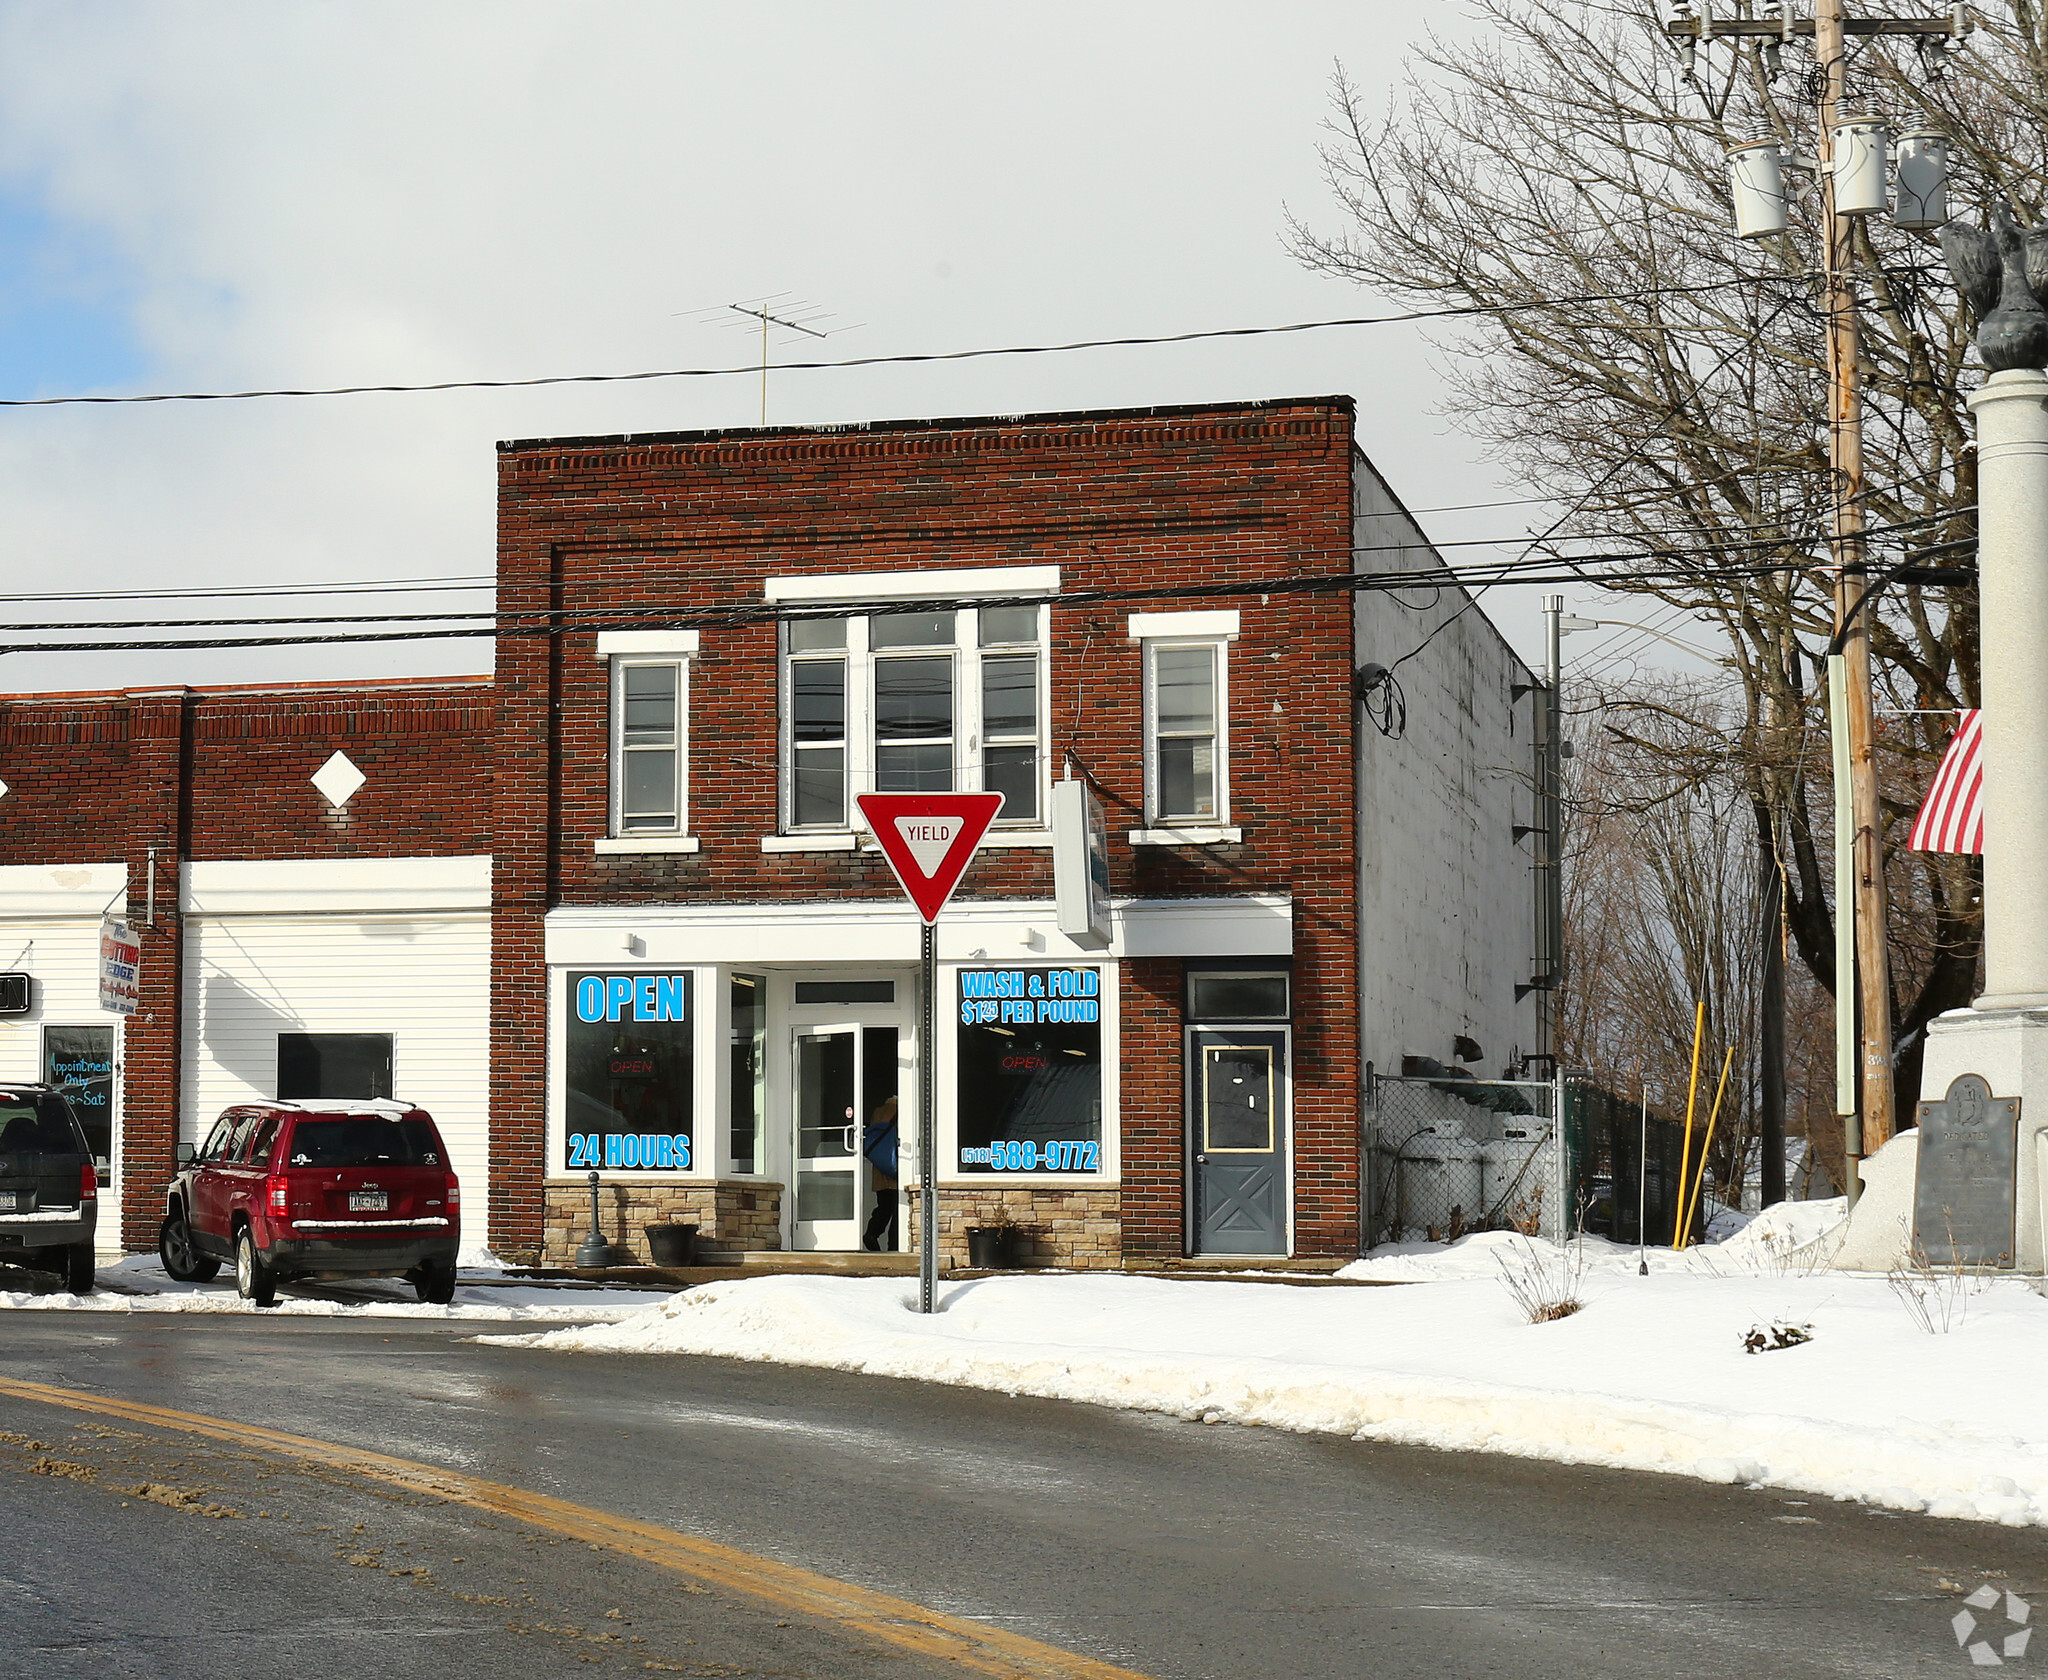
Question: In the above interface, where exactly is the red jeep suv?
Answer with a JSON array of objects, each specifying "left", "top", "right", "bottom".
[{"left": 158, "top": 1100, "right": 461, "bottom": 1306}]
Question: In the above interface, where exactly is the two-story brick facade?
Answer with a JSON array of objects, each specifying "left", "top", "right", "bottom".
[{"left": 0, "top": 396, "right": 1538, "bottom": 1269}]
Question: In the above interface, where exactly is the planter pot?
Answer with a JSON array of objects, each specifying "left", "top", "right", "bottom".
[
  {"left": 644, "top": 1223, "right": 698, "bottom": 1267},
  {"left": 966, "top": 1226, "right": 1021, "bottom": 1269}
]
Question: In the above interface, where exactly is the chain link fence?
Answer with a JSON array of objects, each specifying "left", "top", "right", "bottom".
[{"left": 1361, "top": 1074, "right": 1562, "bottom": 1246}]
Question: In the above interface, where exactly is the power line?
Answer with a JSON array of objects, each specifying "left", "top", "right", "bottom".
[
  {"left": 0, "top": 554, "right": 1873, "bottom": 659},
  {"left": 0, "top": 507, "right": 1970, "bottom": 640},
  {"left": 0, "top": 278, "right": 1792, "bottom": 410}
]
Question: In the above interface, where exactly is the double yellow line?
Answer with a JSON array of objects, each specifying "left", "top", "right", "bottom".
[{"left": 0, "top": 1375, "right": 1151, "bottom": 1680}]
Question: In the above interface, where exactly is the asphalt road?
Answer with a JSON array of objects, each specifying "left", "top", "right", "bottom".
[{"left": 3, "top": 1306, "right": 2043, "bottom": 1680}]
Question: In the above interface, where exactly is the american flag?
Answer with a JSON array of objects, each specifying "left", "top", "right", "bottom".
[{"left": 1908, "top": 708, "right": 1983, "bottom": 855}]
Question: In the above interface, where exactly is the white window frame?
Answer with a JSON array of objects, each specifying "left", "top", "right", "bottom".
[
  {"left": 599, "top": 631, "right": 699, "bottom": 851},
  {"left": 1131, "top": 612, "right": 1238, "bottom": 831},
  {"left": 937, "top": 959, "right": 1120, "bottom": 1184},
  {"left": 777, "top": 606, "right": 1050, "bottom": 834}
]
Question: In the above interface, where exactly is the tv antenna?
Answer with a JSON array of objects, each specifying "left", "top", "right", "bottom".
[{"left": 720, "top": 295, "right": 850, "bottom": 425}]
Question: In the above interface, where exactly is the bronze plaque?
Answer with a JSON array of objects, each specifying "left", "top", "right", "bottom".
[{"left": 1912, "top": 1073, "right": 2020, "bottom": 1267}]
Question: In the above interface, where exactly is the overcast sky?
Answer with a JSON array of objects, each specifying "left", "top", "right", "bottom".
[{"left": 0, "top": 1, "right": 1675, "bottom": 695}]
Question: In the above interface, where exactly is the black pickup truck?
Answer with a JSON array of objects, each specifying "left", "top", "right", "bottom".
[{"left": 0, "top": 1084, "right": 99, "bottom": 1293}]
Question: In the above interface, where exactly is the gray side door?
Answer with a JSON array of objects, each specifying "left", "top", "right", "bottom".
[{"left": 1190, "top": 1029, "right": 1288, "bottom": 1255}]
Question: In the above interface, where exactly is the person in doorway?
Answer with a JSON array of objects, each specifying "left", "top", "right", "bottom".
[{"left": 862, "top": 1094, "right": 899, "bottom": 1251}]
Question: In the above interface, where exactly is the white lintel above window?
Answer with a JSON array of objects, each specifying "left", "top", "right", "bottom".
[
  {"left": 1125, "top": 609, "right": 1240, "bottom": 642},
  {"left": 597, "top": 630, "right": 701, "bottom": 658},
  {"left": 764, "top": 565, "right": 1060, "bottom": 604}
]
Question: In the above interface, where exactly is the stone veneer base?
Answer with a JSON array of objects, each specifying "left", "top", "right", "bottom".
[{"left": 538, "top": 1181, "right": 1124, "bottom": 1270}]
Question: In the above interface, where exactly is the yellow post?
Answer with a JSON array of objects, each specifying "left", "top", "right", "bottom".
[
  {"left": 1682, "top": 1045, "right": 1737, "bottom": 1249},
  {"left": 1671, "top": 1000, "right": 1707, "bottom": 1248}
]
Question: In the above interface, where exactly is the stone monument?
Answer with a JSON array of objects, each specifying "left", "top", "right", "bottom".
[
  {"left": 1826, "top": 214, "right": 2048, "bottom": 1274},
  {"left": 1911, "top": 1073, "right": 2019, "bottom": 1267}
]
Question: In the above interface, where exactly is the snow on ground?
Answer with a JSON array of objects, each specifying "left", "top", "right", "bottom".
[
  {"left": 0, "top": 1253, "right": 675, "bottom": 1323},
  {"left": 485, "top": 1209, "right": 2048, "bottom": 1528},
  {"left": 1335, "top": 1197, "right": 1850, "bottom": 1283}
]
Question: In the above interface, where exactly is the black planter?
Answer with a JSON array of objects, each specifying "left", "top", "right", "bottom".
[
  {"left": 645, "top": 1223, "right": 698, "bottom": 1267},
  {"left": 966, "top": 1226, "right": 1021, "bottom": 1269}
]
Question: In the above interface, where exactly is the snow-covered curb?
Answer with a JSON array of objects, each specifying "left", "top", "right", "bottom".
[
  {"left": 0, "top": 1254, "right": 676, "bottom": 1322},
  {"left": 483, "top": 1215, "right": 2048, "bottom": 1527}
]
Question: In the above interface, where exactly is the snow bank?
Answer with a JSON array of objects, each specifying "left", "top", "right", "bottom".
[
  {"left": 484, "top": 1257, "right": 2048, "bottom": 1526},
  {"left": 0, "top": 1254, "right": 672, "bottom": 1323}
]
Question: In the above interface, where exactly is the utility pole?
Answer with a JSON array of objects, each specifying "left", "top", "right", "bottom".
[
  {"left": 1667, "top": 0, "right": 1965, "bottom": 1188},
  {"left": 1812, "top": 0, "right": 1897, "bottom": 1165}
]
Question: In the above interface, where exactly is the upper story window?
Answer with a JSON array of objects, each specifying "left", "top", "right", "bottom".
[
  {"left": 779, "top": 603, "right": 1048, "bottom": 831},
  {"left": 599, "top": 631, "right": 699, "bottom": 840},
  {"left": 1129, "top": 610, "right": 1239, "bottom": 829}
]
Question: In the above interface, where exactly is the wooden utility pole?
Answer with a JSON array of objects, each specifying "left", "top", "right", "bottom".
[
  {"left": 1812, "top": 0, "right": 1897, "bottom": 1161},
  {"left": 1664, "top": 1, "right": 1968, "bottom": 1179}
]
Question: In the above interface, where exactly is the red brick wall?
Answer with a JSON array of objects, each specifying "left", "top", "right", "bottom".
[
  {"left": 493, "top": 398, "right": 1365, "bottom": 1257},
  {"left": 0, "top": 679, "right": 493, "bottom": 1247}
]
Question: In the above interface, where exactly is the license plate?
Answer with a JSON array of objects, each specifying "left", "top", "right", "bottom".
[
  {"left": 348, "top": 1191, "right": 388, "bottom": 1213},
  {"left": 0, "top": 1191, "right": 19, "bottom": 1212}
]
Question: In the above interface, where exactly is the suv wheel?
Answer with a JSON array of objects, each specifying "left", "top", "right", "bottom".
[
  {"left": 159, "top": 1210, "right": 221, "bottom": 1283},
  {"left": 233, "top": 1226, "right": 277, "bottom": 1308},
  {"left": 63, "top": 1240, "right": 95, "bottom": 1295},
  {"left": 414, "top": 1257, "right": 457, "bottom": 1305}
]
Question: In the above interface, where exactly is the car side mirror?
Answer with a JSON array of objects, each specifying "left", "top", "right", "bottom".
[{"left": 175, "top": 1142, "right": 194, "bottom": 1167}]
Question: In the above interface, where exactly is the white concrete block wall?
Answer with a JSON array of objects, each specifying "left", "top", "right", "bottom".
[
  {"left": 180, "top": 912, "right": 492, "bottom": 1243},
  {"left": 1351, "top": 454, "right": 1541, "bottom": 1079}
]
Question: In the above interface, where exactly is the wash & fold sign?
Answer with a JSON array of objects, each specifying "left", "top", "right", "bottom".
[{"left": 959, "top": 968, "right": 1101, "bottom": 1024}]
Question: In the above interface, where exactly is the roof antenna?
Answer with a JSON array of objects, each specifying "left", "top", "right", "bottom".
[{"left": 724, "top": 296, "right": 849, "bottom": 426}]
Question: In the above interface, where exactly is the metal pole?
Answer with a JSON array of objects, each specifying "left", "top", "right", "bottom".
[
  {"left": 919, "top": 920, "right": 938, "bottom": 1314},
  {"left": 1759, "top": 842, "right": 1787, "bottom": 1208},
  {"left": 1540, "top": 595, "right": 1565, "bottom": 1063},
  {"left": 1815, "top": 0, "right": 1896, "bottom": 1157},
  {"left": 1828, "top": 654, "right": 1861, "bottom": 1207},
  {"left": 1637, "top": 1077, "right": 1649, "bottom": 1275}
]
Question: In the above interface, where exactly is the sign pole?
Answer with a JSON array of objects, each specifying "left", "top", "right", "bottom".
[
  {"left": 919, "top": 920, "right": 938, "bottom": 1314},
  {"left": 853, "top": 789, "right": 1004, "bottom": 1317}
]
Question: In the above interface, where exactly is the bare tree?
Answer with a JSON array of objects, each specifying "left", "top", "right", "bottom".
[
  {"left": 1288, "top": 0, "right": 2016, "bottom": 1108},
  {"left": 1561, "top": 677, "right": 1839, "bottom": 1205}
]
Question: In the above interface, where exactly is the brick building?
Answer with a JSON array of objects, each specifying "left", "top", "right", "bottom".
[{"left": 0, "top": 395, "right": 1539, "bottom": 1268}]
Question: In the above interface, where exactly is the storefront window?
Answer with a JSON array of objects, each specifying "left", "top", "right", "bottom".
[
  {"left": 955, "top": 967, "right": 1103, "bottom": 1173},
  {"left": 729, "top": 974, "right": 764, "bottom": 1174},
  {"left": 42, "top": 1025, "right": 115, "bottom": 1169},
  {"left": 565, "top": 971, "right": 694, "bottom": 1172}
]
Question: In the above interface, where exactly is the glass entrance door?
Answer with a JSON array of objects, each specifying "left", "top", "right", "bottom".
[{"left": 792, "top": 1027, "right": 863, "bottom": 1250}]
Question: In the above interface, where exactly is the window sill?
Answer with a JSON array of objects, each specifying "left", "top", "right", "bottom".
[
  {"left": 1128, "top": 825, "right": 1243, "bottom": 846},
  {"left": 761, "top": 833, "right": 858, "bottom": 853},
  {"left": 595, "top": 836, "right": 702, "bottom": 854}
]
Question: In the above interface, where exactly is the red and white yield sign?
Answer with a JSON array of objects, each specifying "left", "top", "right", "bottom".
[{"left": 857, "top": 793, "right": 1004, "bottom": 923}]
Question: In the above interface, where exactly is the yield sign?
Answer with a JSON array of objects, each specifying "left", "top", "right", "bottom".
[{"left": 856, "top": 792, "right": 1004, "bottom": 923}]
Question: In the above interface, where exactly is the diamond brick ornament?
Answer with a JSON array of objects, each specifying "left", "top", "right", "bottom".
[{"left": 311, "top": 750, "right": 366, "bottom": 809}]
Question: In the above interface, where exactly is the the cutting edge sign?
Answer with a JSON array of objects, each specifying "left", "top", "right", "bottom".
[{"left": 98, "top": 918, "right": 141, "bottom": 1017}]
